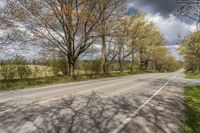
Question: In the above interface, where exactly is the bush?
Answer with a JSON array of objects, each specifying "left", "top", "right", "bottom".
[
  {"left": 59, "top": 58, "right": 68, "bottom": 76},
  {"left": 50, "top": 59, "right": 61, "bottom": 76},
  {"left": 81, "top": 60, "right": 101, "bottom": 75},
  {"left": 14, "top": 56, "right": 32, "bottom": 80},
  {"left": 109, "top": 63, "right": 118, "bottom": 72},
  {"left": 0, "top": 64, "right": 17, "bottom": 81},
  {"left": 33, "top": 66, "right": 40, "bottom": 78},
  {"left": 49, "top": 58, "right": 68, "bottom": 76},
  {"left": 81, "top": 61, "right": 91, "bottom": 74},
  {"left": 91, "top": 60, "right": 101, "bottom": 75}
]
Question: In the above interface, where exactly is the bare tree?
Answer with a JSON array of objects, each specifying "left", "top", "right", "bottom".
[
  {"left": 0, "top": 6, "right": 30, "bottom": 53},
  {"left": 175, "top": 0, "right": 200, "bottom": 28},
  {"left": 5, "top": 0, "right": 125, "bottom": 77},
  {"left": 0, "top": 8, "right": 16, "bottom": 51}
]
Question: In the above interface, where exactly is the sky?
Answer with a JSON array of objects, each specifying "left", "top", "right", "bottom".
[
  {"left": 131, "top": 0, "right": 197, "bottom": 59},
  {"left": 0, "top": 0, "right": 197, "bottom": 60},
  {"left": 0, "top": 0, "right": 5, "bottom": 6}
]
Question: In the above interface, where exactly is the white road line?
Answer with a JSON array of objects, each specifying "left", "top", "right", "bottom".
[{"left": 111, "top": 72, "right": 180, "bottom": 133}]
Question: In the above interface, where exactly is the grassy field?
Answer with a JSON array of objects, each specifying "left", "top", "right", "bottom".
[
  {"left": 182, "top": 86, "right": 200, "bottom": 133},
  {"left": 0, "top": 71, "right": 141, "bottom": 91}
]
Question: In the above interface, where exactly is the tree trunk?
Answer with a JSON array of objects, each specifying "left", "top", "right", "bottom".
[
  {"left": 119, "top": 61, "right": 124, "bottom": 72},
  {"left": 68, "top": 58, "right": 76, "bottom": 79},
  {"left": 144, "top": 60, "right": 149, "bottom": 70},
  {"left": 197, "top": 58, "right": 200, "bottom": 71},
  {"left": 130, "top": 52, "right": 135, "bottom": 72},
  {"left": 101, "top": 35, "right": 108, "bottom": 74},
  {"left": 140, "top": 52, "right": 144, "bottom": 70},
  {"left": 68, "top": 63, "right": 75, "bottom": 75},
  {"left": 118, "top": 47, "right": 124, "bottom": 73}
]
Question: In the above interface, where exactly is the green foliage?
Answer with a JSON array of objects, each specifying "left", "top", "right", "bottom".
[
  {"left": 0, "top": 64, "right": 17, "bottom": 81},
  {"left": 33, "top": 66, "right": 40, "bottom": 78},
  {"left": 183, "top": 86, "right": 200, "bottom": 133},
  {"left": 49, "top": 58, "right": 68, "bottom": 76},
  {"left": 90, "top": 60, "right": 101, "bottom": 74},
  {"left": 0, "top": 71, "right": 144, "bottom": 91},
  {"left": 180, "top": 31, "right": 200, "bottom": 71},
  {"left": 185, "top": 71, "right": 200, "bottom": 79},
  {"left": 50, "top": 59, "right": 61, "bottom": 76},
  {"left": 81, "top": 60, "right": 101, "bottom": 75},
  {"left": 14, "top": 55, "right": 32, "bottom": 80},
  {"left": 109, "top": 63, "right": 119, "bottom": 72},
  {"left": 164, "top": 56, "right": 181, "bottom": 72},
  {"left": 0, "top": 76, "right": 72, "bottom": 91},
  {"left": 59, "top": 58, "right": 68, "bottom": 76},
  {"left": 81, "top": 61, "right": 91, "bottom": 74}
]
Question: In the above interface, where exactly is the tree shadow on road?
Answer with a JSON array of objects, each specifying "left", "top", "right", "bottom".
[
  {"left": 122, "top": 79, "right": 185, "bottom": 133},
  {"left": 0, "top": 80, "right": 186, "bottom": 133}
]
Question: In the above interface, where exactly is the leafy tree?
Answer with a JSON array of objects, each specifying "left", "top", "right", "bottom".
[
  {"left": 180, "top": 31, "right": 200, "bottom": 71},
  {"left": 151, "top": 46, "right": 168, "bottom": 72},
  {"left": 165, "top": 56, "right": 181, "bottom": 72}
]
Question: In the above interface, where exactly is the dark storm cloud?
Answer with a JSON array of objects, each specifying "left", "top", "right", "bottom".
[{"left": 133, "top": 0, "right": 183, "bottom": 17}]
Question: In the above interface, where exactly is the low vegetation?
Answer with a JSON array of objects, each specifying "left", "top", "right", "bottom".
[
  {"left": 0, "top": 71, "right": 141, "bottom": 91},
  {"left": 185, "top": 72, "right": 200, "bottom": 79},
  {"left": 0, "top": 54, "right": 181, "bottom": 91},
  {"left": 183, "top": 86, "right": 200, "bottom": 133}
]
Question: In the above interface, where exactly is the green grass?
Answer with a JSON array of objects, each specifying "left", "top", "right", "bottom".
[
  {"left": 0, "top": 76, "right": 73, "bottom": 91},
  {"left": 0, "top": 71, "right": 142, "bottom": 91},
  {"left": 185, "top": 71, "right": 200, "bottom": 79},
  {"left": 182, "top": 86, "right": 200, "bottom": 133}
]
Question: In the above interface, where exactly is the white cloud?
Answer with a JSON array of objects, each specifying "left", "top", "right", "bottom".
[
  {"left": 0, "top": 0, "right": 6, "bottom": 6},
  {"left": 145, "top": 13, "right": 196, "bottom": 45},
  {"left": 143, "top": 13, "right": 197, "bottom": 60}
]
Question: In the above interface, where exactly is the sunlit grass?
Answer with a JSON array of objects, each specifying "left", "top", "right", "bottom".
[
  {"left": 185, "top": 71, "right": 200, "bottom": 79},
  {"left": 182, "top": 86, "right": 200, "bottom": 133}
]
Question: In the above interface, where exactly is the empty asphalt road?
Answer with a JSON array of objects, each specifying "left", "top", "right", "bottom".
[{"left": 0, "top": 70, "right": 193, "bottom": 133}]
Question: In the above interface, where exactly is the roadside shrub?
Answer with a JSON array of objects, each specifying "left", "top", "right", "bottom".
[
  {"left": 82, "top": 61, "right": 91, "bottom": 74},
  {"left": 49, "top": 58, "right": 68, "bottom": 76},
  {"left": 33, "top": 66, "right": 40, "bottom": 78},
  {"left": 91, "top": 60, "right": 101, "bottom": 75},
  {"left": 59, "top": 58, "right": 68, "bottom": 76},
  {"left": 109, "top": 63, "right": 118, "bottom": 72},
  {"left": 14, "top": 56, "right": 32, "bottom": 80},
  {"left": 81, "top": 60, "right": 101, "bottom": 75},
  {"left": 50, "top": 59, "right": 61, "bottom": 76},
  {"left": 0, "top": 64, "right": 17, "bottom": 81}
]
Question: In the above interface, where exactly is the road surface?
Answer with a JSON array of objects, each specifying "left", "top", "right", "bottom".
[{"left": 0, "top": 70, "right": 196, "bottom": 133}]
